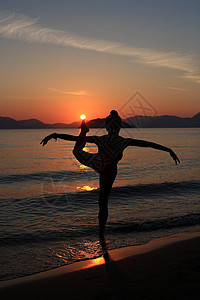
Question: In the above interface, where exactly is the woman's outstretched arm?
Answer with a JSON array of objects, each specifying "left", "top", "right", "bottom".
[
  {"left": 40, "top": 133, "right": 96, "bottom": 146},
  {"left": 129, "top": 138, "right": 180, "bottom": 164}
]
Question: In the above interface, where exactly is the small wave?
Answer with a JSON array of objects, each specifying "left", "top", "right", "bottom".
[
  {"left": 108, "top": 213, "right": 200, "bottom": 233},
  {"left": 1, "top": 213, "right": 199, "bottom": 247},
  {"left": 110, "top": 180, "right": 200, "bottom": 198},
  {"left": 1, "top": 169, "right": 199, "bottom": 200},
  {"left": 38, "top": 179, "right": 200, "bottom": 207},
  {"left": 0, "top": 169, "right": 97, "bottom": 184},
  {"left": 1, "top": 180, "right": 199, "bottom": 208},
  {"left": 0, "top": 225, "right": 99, "bottom": 247}
]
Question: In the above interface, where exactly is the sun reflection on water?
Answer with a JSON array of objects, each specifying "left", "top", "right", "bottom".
[
  {"left": 51, "top": 240, "right": 103, "bottom": 267},
  {"left": 77, "top": 185, "right": 97, "bottom": 191},
  {"left": 79, "top": 164, "right": 88, "bottom": 170},
  {"left": 92, "top": 257, "right": 104, "bottom": 265}
]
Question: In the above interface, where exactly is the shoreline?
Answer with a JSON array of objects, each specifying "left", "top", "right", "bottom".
[{"left": 0, "top": 231, "right": 200, "bottom": 299}]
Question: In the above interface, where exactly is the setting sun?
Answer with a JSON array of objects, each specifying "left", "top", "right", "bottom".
[{"left": 80, "top": 114, "right": 86, "bottom": 120}]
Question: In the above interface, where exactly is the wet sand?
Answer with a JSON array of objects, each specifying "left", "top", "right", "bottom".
[{"left": 0, "top": 231, "right": 200, "bottom": 300}]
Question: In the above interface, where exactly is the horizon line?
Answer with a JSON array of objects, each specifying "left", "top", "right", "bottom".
[{"left": 0, "top": 112, "right": 199, "bottom": 124}]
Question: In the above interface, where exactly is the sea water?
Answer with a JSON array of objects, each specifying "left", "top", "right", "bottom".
[{"left": 0, "top": 128, "right": 200, "bottom": 280}]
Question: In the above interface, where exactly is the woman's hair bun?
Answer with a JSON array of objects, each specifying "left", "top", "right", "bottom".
[
  {"left": 105, "top": 110, "right": 121, "bottom": 130},
  {"left": 110, "top": 110, "right": 119, "bottom": 117}
]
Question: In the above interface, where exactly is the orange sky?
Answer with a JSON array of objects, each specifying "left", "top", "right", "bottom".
[{"left": 0, "top": 3, "right": 200, "bottom": 123}]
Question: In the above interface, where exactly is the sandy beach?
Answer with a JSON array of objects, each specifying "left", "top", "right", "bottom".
[{"left": 0, "top": 231, "right": 200, "bottom": 300}]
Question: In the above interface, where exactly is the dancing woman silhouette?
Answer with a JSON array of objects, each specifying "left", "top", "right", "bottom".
[{"left": 41, "top": 110, "right": 180, "bottom": 241}]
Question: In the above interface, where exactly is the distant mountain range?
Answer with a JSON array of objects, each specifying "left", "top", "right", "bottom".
[{"left": 0, "top": 113, "right": 200, "bottom": 129}]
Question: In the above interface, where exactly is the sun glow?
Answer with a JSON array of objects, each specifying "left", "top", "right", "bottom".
[{"left": 80, "top": 114, "right": 86, "bottom": 120}]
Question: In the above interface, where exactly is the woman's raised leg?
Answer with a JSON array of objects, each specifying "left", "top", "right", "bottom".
[
  {"left": 72, "top": 120, "right": 92, "bottom": 166},
  {"left": 73, "top": 120, "right": 89, "bottom": 153}
]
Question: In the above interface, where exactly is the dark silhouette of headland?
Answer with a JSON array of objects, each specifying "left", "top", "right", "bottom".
[{"left": 0, "top": 113, "right": 200, "bottom": 129}]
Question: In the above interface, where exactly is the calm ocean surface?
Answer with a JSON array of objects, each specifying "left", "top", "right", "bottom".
[{"left": 0, "top": 128, "right": 200, "bottom": 280}]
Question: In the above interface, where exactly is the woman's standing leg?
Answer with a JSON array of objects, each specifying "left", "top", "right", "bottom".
[{"left": 98, "top": 167, "right": 117, "bottom": 239}]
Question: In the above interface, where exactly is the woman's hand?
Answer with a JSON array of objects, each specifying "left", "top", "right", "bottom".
[
  {"left": 40, "top": 133, "right": 57, "bottom": 146},
  {"left": 169, "top": 149, "right": 180, "bottom": 165}
]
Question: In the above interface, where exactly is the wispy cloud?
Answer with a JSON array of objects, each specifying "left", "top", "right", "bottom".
[
  {"left": 49, "top": 88, "right": 87, "bottom": 96},
  {"left": 181, "top": 74, "right": 200, "bottom": 84},
  {"left": 167, "top": 86, "right": 188, "bottom": 91},
  {"left": 157, "top": 86, "right": 188, "bottom": 91},
  {"left": 0, "top": 11, "right": 199, "bottom": 84}
]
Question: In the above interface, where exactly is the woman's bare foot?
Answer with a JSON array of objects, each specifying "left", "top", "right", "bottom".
[{"left": 81, "top": 120, "right": 89, "bottom": 134}]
